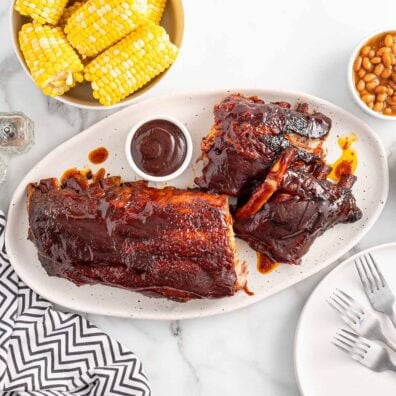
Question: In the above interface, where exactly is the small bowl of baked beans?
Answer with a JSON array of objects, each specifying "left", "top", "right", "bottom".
[{"left": 349, "top": 30, "right": 396, "bottom": 120}]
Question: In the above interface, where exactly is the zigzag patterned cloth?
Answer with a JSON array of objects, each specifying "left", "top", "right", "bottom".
[{"left": 0, "top": 212, "right": 151, "bottom": 396}]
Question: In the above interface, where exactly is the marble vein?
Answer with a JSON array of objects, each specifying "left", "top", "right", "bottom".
[{"left": 170, "top": 321, "right": 201, "bottom": 395}]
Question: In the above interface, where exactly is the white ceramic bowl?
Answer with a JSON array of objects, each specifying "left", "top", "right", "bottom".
[
  {"left": 10, "top": 0, "right": 184, "bottom": 110},
  {"left": 348, "top": 29, "right": 396, "bottom": 121},
  {"left": 125, "top": 114, "right": 193, "bottom": 182}
]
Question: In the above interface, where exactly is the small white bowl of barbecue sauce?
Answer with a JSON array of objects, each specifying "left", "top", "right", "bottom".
[{"left": 125, "top": 115, "right": 193, "bottom": 182}]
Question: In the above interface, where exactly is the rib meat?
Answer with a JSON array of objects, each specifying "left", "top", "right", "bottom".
[
  {"left": 194, "top": 94, "right": 332, "bottom": 197},
  {"left": 233, "top": 169, "right": 362, "bottom": 264},
  {"left": 27, "top": 173, "right": 247, "bottom": 302}
]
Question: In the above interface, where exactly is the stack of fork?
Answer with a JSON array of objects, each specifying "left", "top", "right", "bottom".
[{"left": 329, "top": 253, "right": 396, "bottom": 372}]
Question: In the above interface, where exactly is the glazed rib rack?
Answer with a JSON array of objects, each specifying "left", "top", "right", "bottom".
[
  {"left": 27, "top": 173, "right": 247, "bottom": 302},
  {"left": 196, "top": 94, "right": 362, "bottom": 265}
]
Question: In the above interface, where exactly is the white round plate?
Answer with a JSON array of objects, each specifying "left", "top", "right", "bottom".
[
  {"left": 295, "top": 243, "right": 396, "bottom": 395},
  {"left": 5, "top": 89, "right": 388, "bottom": 320}
]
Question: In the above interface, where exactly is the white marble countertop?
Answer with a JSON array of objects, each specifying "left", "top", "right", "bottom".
[{"left": 1, "top": 0, "right": 396, "bottom": 394}]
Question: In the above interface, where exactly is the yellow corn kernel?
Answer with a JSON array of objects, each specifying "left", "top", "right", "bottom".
[
  {"left": 147, "top": 0, "right": 166, "bottom": 23},
  {"left": 65, "top": 0, "right": 148, "bottom": 58},
  {"left": 19, "top": 22, "right": 84, "bottom": 97},
  {"left": 15, "top": 0, "right": 68, "bottom": 25},
  {"left": 84, "top": 22, "right": 178, "bottom": 106},
  {"left": 59, "top": 0, "right": 88, "bottom": 28}
]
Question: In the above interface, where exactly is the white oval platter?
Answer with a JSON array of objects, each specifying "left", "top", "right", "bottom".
[{"left": 5, "top": 89, "right": 388, "bottom": 320}]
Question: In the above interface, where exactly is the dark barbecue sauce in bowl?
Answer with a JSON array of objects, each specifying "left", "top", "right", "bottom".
[{"left": 131, "top": 119, "right": 187, "bottom": 177}]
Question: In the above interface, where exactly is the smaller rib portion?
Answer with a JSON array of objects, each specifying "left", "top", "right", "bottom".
[
  {"left": 234, "top": 169, "right": 362, "bottom": 265},
  {"left": 195, "top": 94, "right": 331, "bottom": 197}
]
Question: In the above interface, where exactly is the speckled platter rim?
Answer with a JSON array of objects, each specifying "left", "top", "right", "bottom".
[
  {"left": 10, "top": 0, "right": 184, "bottom": 110},
  {"left": 5, "top": 89, "right": 389, "bottom": 320}
]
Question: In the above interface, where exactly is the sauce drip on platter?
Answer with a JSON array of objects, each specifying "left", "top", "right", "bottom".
[
  {"left": 89, "top": 147, "right": 109, "bottom": 164},
  {"left": 243, "top": 284, "right": 255, "bottom": 296},
  {"left": 60, "top": 168, "right": 108, "bottom": 191},
  {"left": 257, "top": 253, "right": 279, "bottom": 274},
  {"left": 131, "top": 119, "right": 187, "bottom": 177},
  {"left": 60, "top": 168, "right": 91, "bottom": 191},
  {"left": 328, "top": 133, "right": 358, "bottom": 181}
]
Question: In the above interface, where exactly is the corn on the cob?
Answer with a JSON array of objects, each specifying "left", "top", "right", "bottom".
[
  {"left": 15, "top": 0, "right": 68, "bottom": 25},
  {"left": 147, "top": 0, "right": 166, "bottom": 23},
  {"left": 19, "top": 23, "right": 84, "bottom": 97},
  {"left": 65, "top": 0, "right": 148, "bottom": 58},
  {"left": 59, "top": 0, "right": 88, "bottom": 28},
  {"left": 84, "top": 23, "right": 178, "bottom": 106}
]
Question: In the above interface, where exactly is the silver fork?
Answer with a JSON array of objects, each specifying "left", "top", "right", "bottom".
[
  {"left": 355, "top": 253, "right": 396, "bottom": 328},
  {"left": 328, "top": 289, "right": 396, "bottom": 350},
  {"left": 333, "top": 328, "right": 396, "bottom": 372}
]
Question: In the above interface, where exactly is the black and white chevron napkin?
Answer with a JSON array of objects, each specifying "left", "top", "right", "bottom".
[{"left": 0, "top": 211, "right": 151, "bottom": 395}]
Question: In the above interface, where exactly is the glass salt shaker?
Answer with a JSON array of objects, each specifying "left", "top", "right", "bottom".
[
  {"left": 0, "top": 112, "right": 34, "bottom": 183},
  {"left": 0, "top": 112, "right": 34, "bottom": 154}
]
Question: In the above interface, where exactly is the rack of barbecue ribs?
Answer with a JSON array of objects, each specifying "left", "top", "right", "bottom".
[
  {"left": 196, "top": 94, "right": 362, "bottom": 266},
  {"left": 194, "top": 94, "right": 332, "bottom": 198},
  {"left": 233, "top": 149, "right": 362, "bottom": 264},
  {"left": 27, "top": 173, "right": 247, "bottom": 302}
]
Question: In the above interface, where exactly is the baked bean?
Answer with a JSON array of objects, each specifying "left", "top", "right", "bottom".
[
  {"left": 375, "top": 85, "right": 387, "bottom": 94},
  {"left": 361, "top": 45, "right": 371, "bottom": 55},
  {"left": 362, "top": 57, "right": 373, "bottom": 71},
  {"left": 384, "top": 107, "right": 392, "bottom": 115},
  {"left": 377, "top": 93, "right": 387, "bottom": 102},
  {"left": 392, "top": 73, "right": 396, "bottom": 83},
  {"left": 360, "top": 89, "right": 369, "bottom": 96},
  {"left": 383, "top": 52, "right": 393, "bottom": 67},
  {"left": 387, "top": 98, "right": 396, "bottom": 106},
  {"left": 358, "top": 69, "right": 367, "bottom": 78},
  {"left": 368, "top": 102, "right": 374, "bottom": 109},
  {"left": 357, "top": 80, "right": 365, "bottom": 91},
  {"left": 385, "top": 34, "right": 394, "bottom": 47},
  {"left": 371, "top": 56, "right": 381, "bottom": 64},
  {"left": 374, "top": 64, "right": 384, "bottom": 76},
  {"left": 363, "top": 73, "right": 376, "bottom": 82},
  {"left": 366, "top": 80, "right": 379, "bottom": 91},
  {"left": 381, "top": 68, "right": 392, "bottom": 78},
  {"left": 388, "top": 87, "right": 394, "bottom": 95},
  {"left": 368, "top": 50, "right": 375, "bottom": 58},
  {"left": 362, "top": 94, "right": 375, "bottom": 103},
  {"left": 377, "top": 47, "right": 390, "bottom": 56},
  {"left": 374, "top": 102, "right": 384, "bottom": 112},
  {"left": 392, "top": 44, "right": 396, "bottom": 55},
  {"left": 391, "top": 105, "right": 396, "bottom": 112},
  {"left": 354, "top": 56, "right": 362, "bottom": 71}
]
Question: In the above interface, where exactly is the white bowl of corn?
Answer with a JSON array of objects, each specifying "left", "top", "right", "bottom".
[{"left": 10, "top": 0, "right": 184, "bottom": 109}]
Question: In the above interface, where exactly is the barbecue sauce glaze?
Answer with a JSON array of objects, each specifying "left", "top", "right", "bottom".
[{"left": 131, "top": 120, "right": 187, "bottom": 177}]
